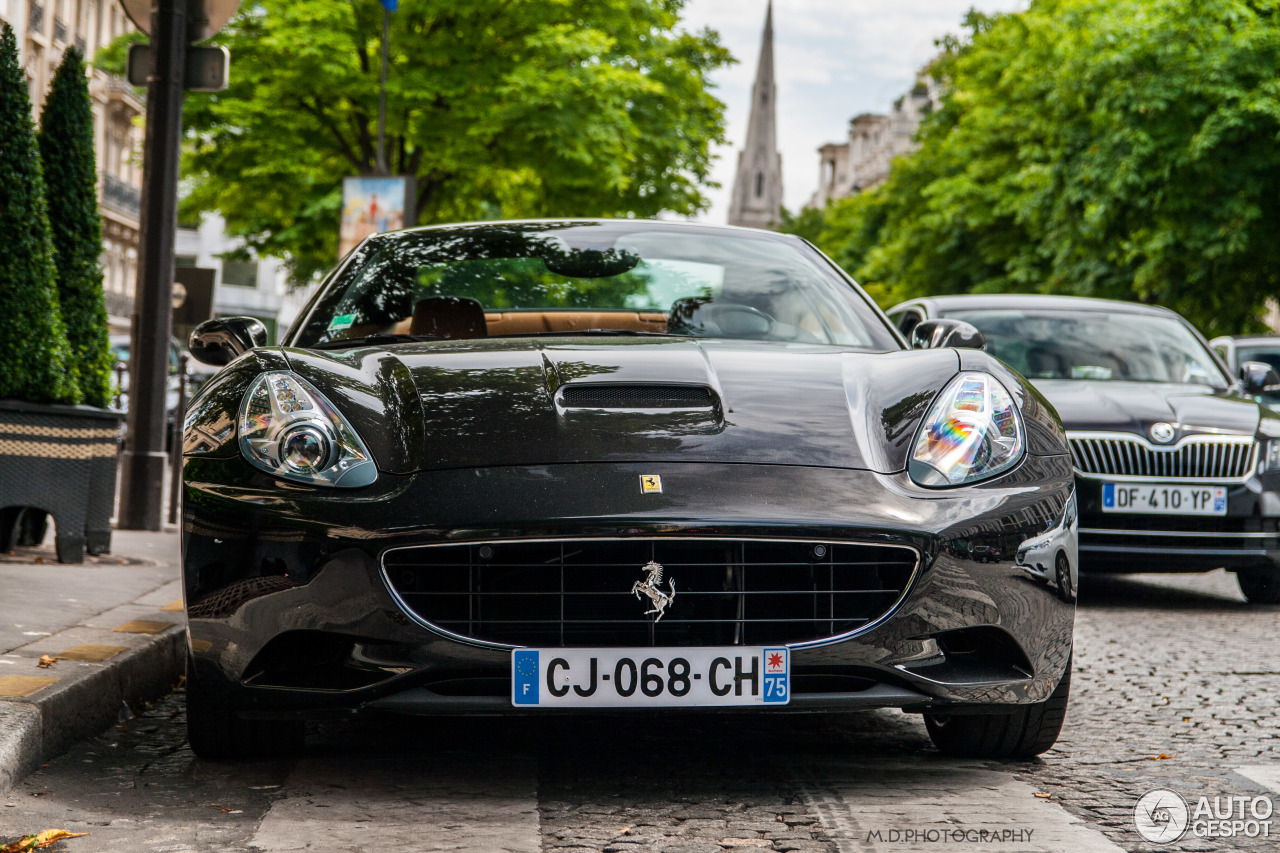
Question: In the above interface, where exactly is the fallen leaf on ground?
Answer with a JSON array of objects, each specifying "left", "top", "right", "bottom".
[
  {"left": 1034, "top": 793, "right": 1051, "bottom": 799},
  {"left": 35, "top": 656, "right": 58, "bottom": 669},
  {"left": 1148, "top": 753, "right": 1174, "bottom": 760},
  {"left": 1, "top": 829, "right": 89, "bottom": 851},
  {"left": 207, "top": 804, "right": 243, "bottom": 814}
]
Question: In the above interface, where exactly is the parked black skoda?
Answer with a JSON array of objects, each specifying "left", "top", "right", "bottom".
[{"left": 888, "top": 294, "right": 1280, "bottom": 604}]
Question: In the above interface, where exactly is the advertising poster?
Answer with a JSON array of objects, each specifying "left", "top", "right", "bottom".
[{"left": 339, "top": 176, "right": 415, "bottom": 258}]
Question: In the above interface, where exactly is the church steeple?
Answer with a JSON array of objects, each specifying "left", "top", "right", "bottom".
[{"left": 728, "top": 1, "right": 783, "bottom": 229}]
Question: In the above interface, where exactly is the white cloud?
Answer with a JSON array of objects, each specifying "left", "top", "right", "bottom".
[{"left": 679, "top": 0, "right": 1028, "bottom": 222}]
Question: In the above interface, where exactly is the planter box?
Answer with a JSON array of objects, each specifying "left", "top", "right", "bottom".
[{"left": 0, "top": 400, "right": 125, "bottom": 563}]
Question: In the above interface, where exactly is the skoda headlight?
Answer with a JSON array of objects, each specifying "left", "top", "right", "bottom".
[
  {"left": 909, "top": 372, "right": 1025, "bottom": 488},
  {"left": 238, "top": 372, "right": 377, "bottom": 487},
  {"left": 1259, "top": 439, "right": 1280, "bottom": 474}
]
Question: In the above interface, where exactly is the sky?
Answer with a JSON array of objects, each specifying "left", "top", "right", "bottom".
[{"left": 679, "top": 0, "right": 1027, "bottom": 222}]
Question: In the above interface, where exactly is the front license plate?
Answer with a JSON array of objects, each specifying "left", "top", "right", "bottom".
[
  {"left": 1102, "top": 483, "right": 1227, "bottom": 515},
  {"left": 511, "top": 647, "right": 789, "bottom": 708}
]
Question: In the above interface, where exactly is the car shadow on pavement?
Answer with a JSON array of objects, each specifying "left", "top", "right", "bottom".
[{"left": 1076, "top": 569, "right": 1259, "bottom": 611}]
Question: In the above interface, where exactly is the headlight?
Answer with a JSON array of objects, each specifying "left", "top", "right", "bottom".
[
  {"left": 238, "top": 371, "right": 377, "bottom": 487},
  {"left": 909, "top": 372, "right": 1025, "bottom": 488},
  {"left": 1260, "top": 439, "right": 1280, "bottom": 474}
]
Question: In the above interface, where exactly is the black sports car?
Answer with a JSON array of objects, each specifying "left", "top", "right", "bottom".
[
  {"left": 182, "top": 220, "right": 1075, "bottom": 760},
  {"left": 888, "top": 294, "right": 1280, "bottom": 603}
]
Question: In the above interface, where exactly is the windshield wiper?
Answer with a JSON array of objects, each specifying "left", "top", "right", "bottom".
[
  {"left": 312, "top": 333, "right": 443, "bottom": 350},
  {"left": 501, "top": 329, "right": 682, "bottom": 338}
]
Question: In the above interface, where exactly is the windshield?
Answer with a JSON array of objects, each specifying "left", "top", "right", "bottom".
[
  {"left": 292, "top": 222, "right": 899, "bottom": 349},
  {"left": 947, "top": 308, "right": 1229, "bottom": 389}
]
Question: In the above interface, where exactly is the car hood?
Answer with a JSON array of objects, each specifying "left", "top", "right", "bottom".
[
  {"left": 284, "top": 338, "right": 966, "bottom": 475},
  {"left": 1030, "top": 380, "right": 1260, "bottom": 437}
]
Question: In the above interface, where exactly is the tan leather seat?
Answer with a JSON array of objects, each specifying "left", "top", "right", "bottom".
[{"left": 408, "top": 297, "right": 488, "bottom": 339}]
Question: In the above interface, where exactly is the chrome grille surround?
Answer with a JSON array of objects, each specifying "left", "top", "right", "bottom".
[
  {"left": 381, "top": 537, "right": 920, "bottom": 651},
  {"left": 1068, "top": 431, "right": 1258, "bottom": 483}
]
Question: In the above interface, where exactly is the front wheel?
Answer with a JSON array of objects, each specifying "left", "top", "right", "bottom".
[
  {"left": 924, "top": 658, "right": 1071, "bottom": 760},
  {"left": 1237, "top": 568, "right": 1280, "bottom": 604},
  {"left": 1055, "top": 552, "right": 1076, "bottom": 603}
]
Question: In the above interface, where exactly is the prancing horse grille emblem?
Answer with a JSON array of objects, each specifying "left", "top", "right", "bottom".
[{"left": 632, "top": 560, "right": 676, "bottom": 622}]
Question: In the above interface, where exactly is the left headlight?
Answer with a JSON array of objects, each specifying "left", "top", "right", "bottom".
[
  {"left": 238, "top": 371, "right": 378, "bottom": 488},
  {"left": 1259, "top": 439, "right": 1280, "bottom": 474},
  {"left": 909, "top": 372, "right": 1025, "bottom": 488}
]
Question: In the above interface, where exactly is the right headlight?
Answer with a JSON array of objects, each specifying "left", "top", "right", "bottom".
[
  {"left": 909, "top": 372, "right": 1025, "bottom": 488},
  {"left": 238, "top": 371, "right": 377, "bottom": 488}
]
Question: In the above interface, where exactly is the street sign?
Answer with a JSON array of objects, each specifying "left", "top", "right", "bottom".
[
  {"left": 127, "top": 43, "right": 230, "bottom": 91},
  {"left": 120, "top": 0, "right": 241, "bottom": 43}
]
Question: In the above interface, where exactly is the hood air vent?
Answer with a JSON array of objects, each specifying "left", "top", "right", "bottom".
[{"left": 560, "top": 385, "right": 714, "bottom": 409}]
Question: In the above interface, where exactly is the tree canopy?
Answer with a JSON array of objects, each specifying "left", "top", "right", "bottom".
[
  {"left": 112, "top": 0, "right": 731, "bottom": 282},
  {"left": 800, "top": 0, "right": 1280, "bottom": 336}
]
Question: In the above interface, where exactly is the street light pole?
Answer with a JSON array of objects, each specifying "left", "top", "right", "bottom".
[
  {"left": 376, "top": 7, "right": 389, "bottom": 175},
  {"left": 117, "top": 0, "right": 187, "bottom": 530}
]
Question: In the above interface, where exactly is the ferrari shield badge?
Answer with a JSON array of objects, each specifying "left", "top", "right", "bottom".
[
  {"left": 640, "top": 474, "right": 663, "bottom": 494},
  {"left": 632, "top": 561, "right": 676, "bottom": 622}
]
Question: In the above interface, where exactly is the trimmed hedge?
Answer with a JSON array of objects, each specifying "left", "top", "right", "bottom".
[
  {"left": 0, "top": 23, "right": 78, "bottom": 404},
  {"left": 39, "top": 47, "right": 113, "bottom": 408}
]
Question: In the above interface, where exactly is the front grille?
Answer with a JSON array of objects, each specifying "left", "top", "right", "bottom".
[
  {"left": 560, "top": 385, "right": 714, "bottom": 409},
  {"left": 383, "top": 538, "right": 917, "bottom": 648},
  {"left": 1080, "top": 515, "right": 1279, "bottom": 555},
  {"left": 1069, "top": 433, "right": 1256, "bottom": 480}
]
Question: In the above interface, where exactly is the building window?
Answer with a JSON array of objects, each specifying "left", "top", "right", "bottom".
[
  {"left": 175, "top": 255, "right": 198, "bottom": 268},
  {"left": 754, "top": 171, "right": 764, "bottom": 198},
  {"left": 221, "top": 259, "right": 259, "bottom": 288}
]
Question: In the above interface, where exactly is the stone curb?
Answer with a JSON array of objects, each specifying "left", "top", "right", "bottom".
[{"left": 0, "top": 623, "right": 185, "bottom": 793}]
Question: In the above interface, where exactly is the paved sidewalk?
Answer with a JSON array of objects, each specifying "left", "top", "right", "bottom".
[{"left": 0, "top": 528, "right": 186, "bottom": 792}]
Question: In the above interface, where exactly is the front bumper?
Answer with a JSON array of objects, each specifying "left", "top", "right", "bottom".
[
  {"left": 1075, "top": 475, "right": 1280, "bottom": 571},
  {"left": 181, "top": 456, "right": 1075, "bottom": 718}
]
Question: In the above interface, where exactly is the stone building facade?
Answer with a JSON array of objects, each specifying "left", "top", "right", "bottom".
[
  {"left": 1, "top": 0, "right": 142, "bottom": 332},
  {"left": 809, "top": 78, "right": 938, "bottom": 209}
]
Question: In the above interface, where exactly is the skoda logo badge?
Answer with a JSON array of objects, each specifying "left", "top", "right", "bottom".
[{"left": 1150, "top": 423, "right": 1176, "bottom": 444}]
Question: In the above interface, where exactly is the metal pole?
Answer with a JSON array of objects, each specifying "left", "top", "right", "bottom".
[
  {"left": 376, "top": 7, "right": 389, "bottom": 175},
  {"left": 167, "top": 353, "right": 188, "bottom": 526},
  {"left": 117, "top": 0, "right": 187, "bottom": 530}
]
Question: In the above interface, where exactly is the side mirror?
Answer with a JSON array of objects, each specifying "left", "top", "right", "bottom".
[
  {"left": 189, "top": 317, "right": 268, "bottom": 366},
  {"left": 1240, "top": 361, "right": 1280, "bottom": 395},
  {"left": 910, "top": 318, "right": 986, "bottom": 351}
]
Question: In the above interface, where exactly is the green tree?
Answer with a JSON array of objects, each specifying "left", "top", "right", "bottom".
[
  {"left": 40, "top": 47, "right": 113, "bottom": 407},
  {"left": 814, "top": 0, "right": 1280, "bottom": 335},
  {"left": 101, "top": 0, "right": 731, "bottom": 282},
  {"left": 0, "top": 24, "right": 78, "bottom": 404}
]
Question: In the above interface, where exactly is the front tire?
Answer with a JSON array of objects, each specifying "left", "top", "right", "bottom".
[
  {"left": 1055, "top": 552, "right": 1076, "bottom": 603},
  {"left": 185, "top": 658, "right": 304, "bottom": 760},
  {"left": 1237, "top": 568, "right": 1280, "bottom": 604},
  {"left": 924, "top": 657, "right": 1071, "bottom": 760}
]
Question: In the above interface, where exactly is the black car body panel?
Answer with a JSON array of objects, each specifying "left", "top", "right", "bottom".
[
  {"left": 183, "top": 221, "right": 1076, "bottom": 727},
  {"left": 893, "top": 294, "right": 1280, "bottom": 574}
]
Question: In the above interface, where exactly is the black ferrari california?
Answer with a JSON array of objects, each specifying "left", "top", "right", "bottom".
[
  {"left": 182, "top": 220, "right": 1075, "bottom": 760},
  {"left": 888, "top": 294, "right": 1280, "bottom": 603}
]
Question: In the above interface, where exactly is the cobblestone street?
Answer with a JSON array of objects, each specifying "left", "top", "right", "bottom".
[{"left": 2, "top": 569, "right": 1277, "bottom": 852}]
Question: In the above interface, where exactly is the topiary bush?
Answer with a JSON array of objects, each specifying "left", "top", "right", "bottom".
[
  {"left": 0, "top": 23, "right": 78, "bottom": 404},
  {"left": 39, "top": 47, "right": 113, "bottom": 408}
]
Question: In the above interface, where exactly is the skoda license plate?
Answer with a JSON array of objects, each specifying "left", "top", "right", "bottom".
[
  {"left": 1102, "top": 483, "right": 1227, "bottom": 515},
  {"left": 511, "top": 647, "right": 789, "bottom": 708}
]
